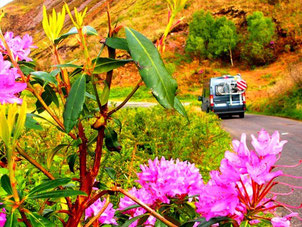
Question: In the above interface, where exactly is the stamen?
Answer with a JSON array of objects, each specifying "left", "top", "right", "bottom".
[
  {"left": 277, "top": 182, "right": 302, "bottom": 189},
  {"left": 269, "top": 188, "right": 294, "bottom": 196},
  {"left": 275, "top": 201, "right": 302, "bottom": 209},
  {"left": 282, "top": 174, "right": 302, "bottom": 179},
  {"left": 274, "top": 160, "right": 302, "bottom": 168}
]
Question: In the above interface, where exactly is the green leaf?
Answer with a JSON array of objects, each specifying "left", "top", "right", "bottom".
[
  {"left": 120, "top": 204, "right": 140, "bottom": 213},
  {"left": 31, "top": 71, "right": 58, "bottom": 86},
  {"left": 18, "top": 61, "right": 36, "bottom": 75},
  {"left": 100, "top": 81, "right": 110, "bottom": 105},
  {"left": 92, "top": 58, "right": 132, "bottom": 74},
  {"left": 239, "top": 221, "right": 252, "bottom": 227},
  {"left": 155, "top": 219, "right": 168, "bottom": 227},
  {"left": 85, "top": 92, "right": 96, "bottom": 101},
  {"left": 55, "top": 63, "right": 82, "bottom": 69},
  {"left": 35, "top": 85, "right": 59, "bottom": 113},
  {"left": 29, "top": 189, "right": 86, "bottom": 199},
  {"left": 25, "top": 114, "right": 43, "bottom": 130},
  {"left": 121, "top": 214, "right": 148, "bottom": 227},
  {"left": 27, "top": 212, "right": 56, "bottom": 227},
  {"left": 4, "top": 211, "right": 17, "bottom": 227},
  {"left": 105, "top": 37, "right": 130, "bottom": 51},
  {"left": 1, "top": 175, "right": 12, "bottom": 195},
  {"left": 63, "top": 74, "right": 86, "bottom": 133},
  {"left": 28, "top": 178, "right": 71, "bottom": 196},
  {"left": 125, "top": 27, "right": 177, "bottom": 108},
  {"left": 54, "top": 26, "right": 98, "bottom": 44},
  {"left": 104, "top": 127, "right": 122, "bottom": 152},
  {"left": 47, "top": 144, "right": 68, "bottom": 169},
  {"left": 137, "top": 215, "right": 150, "bottom": 226},
  {"left": 104, "top": 167, "right": 116, "bottom": 181},
  {"left": 67, "top": 153, "right": 77, "bottom": 173},
  {"left": 174, "top": 97, "right": 189, "bottom": 120},
  {"left": 26, "top": 113, "right": 63, "bottom": 131},
  {"left": 196, "top": 217, "right": 231, "bottom": 227}
]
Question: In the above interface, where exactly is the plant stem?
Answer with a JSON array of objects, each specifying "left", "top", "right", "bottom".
[
  {"left": 16, "top": 144, "right": 72, "bottom": 210},
  {"left": 16, "top": 144, "right": 55, "bottom": 180},
  {"left": 53, "top": 45, "right": 70, "bottom": 97},
  {"left": 108, "top": 79, "right": 142, "bottom": 116},
  {"left": 84, "top": 196, "right": 110, "bottom": 227},
  {"left": 7, "top": 146, "right": 20, "bottom": 203},
  {"left": 117, "top": 188, "right": 178, "bottom": 227}
]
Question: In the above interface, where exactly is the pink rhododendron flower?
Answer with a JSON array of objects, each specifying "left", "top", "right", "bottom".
[
  {"left": 195, "top": 129, "right": 295, "bottom": 225},
  {"left": 137, "top": 157, "right": 204, "bottom": 203},
  {"left": 0, "top": 55, "right": 26, "bottom": 104},
  {"left": 271, "top": 213, "right": 298, "bottom": 227},
  {"left": 85, "top": 199, "right": 117, "bottom": 225},
  {"left": 0, "top": 205, "right": 6, "bottom": 227},
  {"left": 251, "top": 129, "right": 287, "bottom": 157},
  {"left": 0, "top": 32, "right": 35, "bottom": 61}
]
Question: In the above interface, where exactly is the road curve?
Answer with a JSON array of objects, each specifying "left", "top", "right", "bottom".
[{"left": 221, "top": 114, "right": 302, "bottom": 226}]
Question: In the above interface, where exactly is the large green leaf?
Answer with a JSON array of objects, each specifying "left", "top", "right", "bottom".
[
  {"left": 105, "top": 37, "right": 130, "bottom": 51},
  {"left": 92, "top": 58, "right": 132, "bottom": 74},
  {"left": 1, "top": 175, "right": 12, "bottom": 195},
  {"left": 29, "top": 189, "right": 86, "bottom": 199},
  {"left": 28, "top": 178, "right": 71, "bottom": 196},
  {"left": 54, "top": 26, "right": 98, "bottom": 44},
  {"left": 31, "top": 71, "right": 58, "bottom": 86},
  {"left": 125, "top": 27, "right": 177, "bottom": 108},
  {"left": 63, "top": 74, "right": 86, "bottom": 133}
]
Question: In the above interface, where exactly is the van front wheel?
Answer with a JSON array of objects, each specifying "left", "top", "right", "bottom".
[{"left": 239, "top": 113, "right": 245, "bottom": 118}]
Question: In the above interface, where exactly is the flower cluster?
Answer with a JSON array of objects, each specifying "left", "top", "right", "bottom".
[
  {"left": 119, "top": 157, "right": 204, "bottom": 225},
  {"left": 0, "top": 31, "right": 35, "bottom": 104},
  {"left": 85, "top": 199, "right": 117, "bottom": 225},
  {"left": 0, "top": 206, "right": 6, "bottom": 227},
  {"left": 196, "top": 129, "right": 294, "bottom": 225},
  {"left": 0, "top": 54, "right": 26, "bottom": 104},
  {"left": 0, "top": 32, "right": 35, "bottom": 62}
]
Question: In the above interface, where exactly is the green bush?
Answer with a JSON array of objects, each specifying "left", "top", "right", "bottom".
[
  {"left": 186, "top": 10, "right": 237, "bottom": 65},
  {"left": 105, "top": 106, "right": 231, "bottom": 185},
  {"left": 241, "top": 11, "right": 276, "bottom": 65},
  {"left": 248, "top": 87, "right": 302, "bottom": 120}
]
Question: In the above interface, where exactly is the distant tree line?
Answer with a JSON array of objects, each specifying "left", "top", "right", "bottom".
[{"left": 186, "top": 11, "right": 276, "bottom": 66}]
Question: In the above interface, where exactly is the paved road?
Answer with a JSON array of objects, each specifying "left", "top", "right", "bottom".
[{"left": 221, "top": 114, "right": 302, "bottom": 226}]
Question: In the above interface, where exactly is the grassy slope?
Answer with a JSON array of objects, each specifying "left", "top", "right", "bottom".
[{"left": 1, "top": 0, "right": 302, "bottom": 106}]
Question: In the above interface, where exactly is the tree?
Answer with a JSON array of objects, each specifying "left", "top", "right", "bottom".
[
  {"left": 247, "top": 11, "right": 275, "bottom": 45},
  {"left": 209, "top": 17, "right": 238, "bottom": 66},
  {"left": 241, "top": 11, "right": 276, "bottom": 65},
  {"left": 186, "top": 11, "right": 237, "bottom": 66}
]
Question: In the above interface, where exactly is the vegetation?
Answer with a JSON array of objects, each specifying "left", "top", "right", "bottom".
[
  {"left": 248, "top": 87, "right": 302, "bottom": 120},
  {"left": 241, "top": 11, "right": 276, "bottom": 65},
  {"left": 107, "top": 106, "right": 230, "bottom": 184},
  {"left": 186, "top": 11, "right": 237, "bottom": 65}
]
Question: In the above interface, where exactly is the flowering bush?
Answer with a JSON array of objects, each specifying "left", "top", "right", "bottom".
[{"left": 0, "top": 2, "right": 301, "bottom": 227}]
